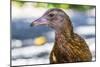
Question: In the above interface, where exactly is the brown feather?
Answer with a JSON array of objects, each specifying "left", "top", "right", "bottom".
[{"left": 31, "top": 8, "right": 92, "bottom": 64}]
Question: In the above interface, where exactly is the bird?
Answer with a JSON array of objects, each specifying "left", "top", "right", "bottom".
[{"left": 30, "top": 8, "right": 92, "bottom": 64}]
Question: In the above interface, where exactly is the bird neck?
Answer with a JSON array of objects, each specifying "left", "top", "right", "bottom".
[
  {"left": 55, "top": 22, "right": 74, "bottom": 39},
  {"left": 55, "top": 30, "right": 72, "bottom": 41},
  {"left": 55, "top": 27, "right": 74, "bottom": 47}
]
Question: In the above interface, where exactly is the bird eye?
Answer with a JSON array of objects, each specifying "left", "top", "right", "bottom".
[{"left": 48, "top": 14, "right": 54, "bottom": 17}]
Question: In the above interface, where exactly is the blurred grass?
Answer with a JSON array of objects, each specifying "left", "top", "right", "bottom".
[{"left": 12, "top": 0, "right": 95, "bottom": 11}]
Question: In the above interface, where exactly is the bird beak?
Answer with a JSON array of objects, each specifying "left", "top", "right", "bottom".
[{"left": 30, "top": 17, "right": 48, "bottom": 27}]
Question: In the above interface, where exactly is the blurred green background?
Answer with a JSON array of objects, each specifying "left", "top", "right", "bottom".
[{"left": 12, "top": 0, "right": 95, "bottom": 11}]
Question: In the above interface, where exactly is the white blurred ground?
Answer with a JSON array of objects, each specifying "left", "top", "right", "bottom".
[{"left": 11, "top": 4, "right": 95, "bottom": 66}]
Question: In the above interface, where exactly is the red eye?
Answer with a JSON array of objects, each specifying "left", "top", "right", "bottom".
[{"left": 48, "top": 14, "right": 54, "bottom": 17}]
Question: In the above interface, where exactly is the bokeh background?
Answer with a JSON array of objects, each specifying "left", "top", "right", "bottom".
[{"left": 11, "top": 0, "right": 96, "bottom": 66}]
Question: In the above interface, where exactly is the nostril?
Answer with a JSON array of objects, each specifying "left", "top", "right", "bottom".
[{"left": 30, "top": 23, "right": 34, "bottom": 27}]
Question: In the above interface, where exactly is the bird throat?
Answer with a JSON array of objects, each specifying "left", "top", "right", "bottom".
[
  {"left": 55, "top": 26, "right": 73, "bottom": 39},
  {"left": 55, "top": 31, "right": 71, "bottom": 46}
]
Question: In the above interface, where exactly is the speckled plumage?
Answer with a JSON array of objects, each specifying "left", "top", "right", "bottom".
[
  {"left": 31, "top": 8, "right": 92, "bottom": 64},
  {"left": 50, "top": 32, "right": 92, "bottom": 63}
]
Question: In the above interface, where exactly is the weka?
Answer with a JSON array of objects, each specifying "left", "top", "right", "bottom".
[{"left": 30, "top": 8, "right": 92, "bottom": 64}]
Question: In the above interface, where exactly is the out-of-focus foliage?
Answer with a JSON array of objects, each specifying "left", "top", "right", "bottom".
[
  {"left": 48, "top": 3, "right": 69, "bottom": 9},
  {"left": 12, "top": 1, "right": 25, "bottom": 7},
  {"left": 12, "top": 0, "right": 95, "bottom": 11},
  {"left": 69, "top": 5, "right": 94, "bottom": 11}
]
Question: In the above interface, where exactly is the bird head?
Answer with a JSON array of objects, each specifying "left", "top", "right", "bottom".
[{"left": 31, "top": 8, "right": 73, "bottom": 32}]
